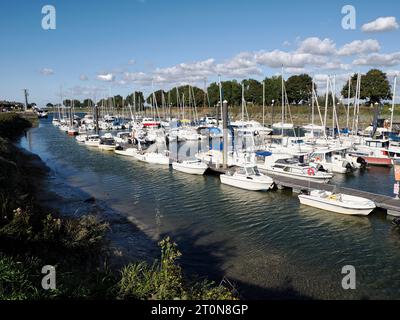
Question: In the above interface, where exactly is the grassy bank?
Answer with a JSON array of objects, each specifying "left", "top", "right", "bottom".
[{"left": 0, "top": 113, "right": 236, "bottom": 300}]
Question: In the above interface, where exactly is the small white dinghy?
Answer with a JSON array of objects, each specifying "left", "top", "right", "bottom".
[
  {"left": 220, "top": 166, "right": 274, "bottom": 191},
  {"left": 298, "top": 190, "right": 376, "bottom": 216},
  {"left": 172, "top": 160, "right": 208, "bottom": 175}
]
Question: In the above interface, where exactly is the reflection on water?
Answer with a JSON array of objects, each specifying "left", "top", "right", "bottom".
[{"left": 19, "top": 118, "right": 400, "bottom": 300}]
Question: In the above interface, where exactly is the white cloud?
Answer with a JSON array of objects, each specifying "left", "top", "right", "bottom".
[
  {"left": 297, "top": 37, "right": 336, "bottom": 55},
  {"left": 338, "top": 39, "right": 381, "bottom": 56},
  {"left": 386, "top": 70, "right": 400, "bottom": 77},
  {"left": 321, "top": 61, "right": 351, "bottom": 71},
  {"left": 255, "top": 50, "right": 326, "bottom": 68},
  {"left": 123, "top": 71, "right": 155, "bottom": 86},
  {"left": 215, "top": 53, "right": 262, "bottom": 78},
  {"left": 79, "top": 74, "right": 89, "bottom": 81},
  {"left": 353, "top": 52, "right": 400, "bottom": 67},
  {"left": 128, "top": 59, "right": 136, "bottom": 65},
  {"left": 40, "top": 68, "right": 54, "bottom": 76},
  {"left": 68, "top": 85, "right": 107, "bottom": 97},
  {"left": 284, "top": 67, "right": 308, "bottom": 74},
  {"left": 97, "top": 73, "right": 115, "bottom": 82},
  {"left": 362, "top": 17, "right": 399, "bottom": 33}
]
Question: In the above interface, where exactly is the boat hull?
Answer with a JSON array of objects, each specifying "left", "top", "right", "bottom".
[
  {"left": 172, "top": 162, "right": 208, "bottom": 175},
  {"left": 220, "top": 175, "right": 274, "bottom": 191},
  {"left": 260, "top": 169, "right": 331, "bottom": 184},
  {"left": 98, "top": 145, "right": 116, "bottom": 151},
  {"left": 364, "top": 156, "right": 393, "bottom": 167},
  {"left": 298, "top": 195, "right": 375, "bottom": 216},
  {"left": 114, "top": 149, "right": 138, "bottom": 157}
]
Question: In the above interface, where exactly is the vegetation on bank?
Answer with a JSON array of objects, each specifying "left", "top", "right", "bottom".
[{"left": 0, "top": 113, "right": 236, "bottom": 300}]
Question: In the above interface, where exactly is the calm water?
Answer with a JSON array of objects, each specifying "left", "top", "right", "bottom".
[{"left": 20, "top": 117, "right": 400, "bottom": 300}]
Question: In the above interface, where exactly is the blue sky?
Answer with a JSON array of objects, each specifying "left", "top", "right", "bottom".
[{"left": 0, "top": 0, "right": 399, "bottom": 105}]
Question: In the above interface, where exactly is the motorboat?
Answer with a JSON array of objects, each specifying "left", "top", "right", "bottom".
[
  {"left": 220, "top": 166, "right": 274, "bottom": 191},
  {"left": 76, "top": 134, "right": 88, "bottom": 143},
  {"left": 98, "top": 134, "right": 117, "bottom": 151},
  {"left": 309, "top": 149, "right": 355, "bottom": 174},
  {"left": 349, "top": 139, "right": 393, "bottom": 167},
  {"left": 84, "top": 134, "right": 101, "bottom": 147},
  {"left": 257, "top": 154, "right": 333, "bottom": 183},
  {"left": 172, "top": 160, "right": 208, "bottom": 175},
  {"left": 67, "top": 127, "right": 79, "bottom": 136},
  {"left": 195, "top": 149, "right": 256, "bottom": 168},
  {"left": 298, "top": 190, "right": 376, "bottom": 216},
  {"left": 134, "top": 150, "right": 171, "bottom": 166},
  {"left": 114, "top": 147, "right": 139, "bottom": 157}
]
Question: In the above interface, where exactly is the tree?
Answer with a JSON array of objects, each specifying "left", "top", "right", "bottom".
[
  {"left": 125, "top": 92, "right": 145, "bottom": 110},
  {"left": 341, "top": 73, "right": 358, "bottom": 99},
  {"left": 263, "top": 76, "right": 283, "bottom": 105},
  {"left": 222, "top": 80, "right": 241, "bottom": 107},
  {"left": 341, "top": 69, "right": 392, "bottom": 104},
  {"left": 242, "top": 79, "right": 263, "bottom": 105},
  {"left": 207, "top": 82, "right": 220, "bottom": 107},
  {"left": 361, "top": 69, "right": 391, "bottom": 104},
  {"left": 82, "top": 99, "right": 94, "bottom": 108},
  {"left": 46, "top": 103, "right": 54, "bottom": 108},
  {"left": 165, "top": 86, "right": 205, "bottom": 108},
  {"left": 286, "top": 74, "right": 313, "bottom": 104}
]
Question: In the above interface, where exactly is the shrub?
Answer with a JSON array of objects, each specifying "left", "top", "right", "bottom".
[{"left": 117, "top": 237, "right": 236, "bottom": 300}]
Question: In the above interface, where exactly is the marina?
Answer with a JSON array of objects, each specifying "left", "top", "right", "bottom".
[{"left": 2, "top": 0, "right": 400, "bottom": 305}]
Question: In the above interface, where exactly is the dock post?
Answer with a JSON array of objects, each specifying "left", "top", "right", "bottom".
[{"left": 222, "top": 100, "right": 228, "bottom": 169}]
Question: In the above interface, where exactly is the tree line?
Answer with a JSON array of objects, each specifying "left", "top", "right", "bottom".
[{"left": 47, "top": 69, "right": 393, "bottom": 109}]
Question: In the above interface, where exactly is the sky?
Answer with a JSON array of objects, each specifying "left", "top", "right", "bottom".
[{"left": 0, "top": 0, "right": 399, "bottom": 105}]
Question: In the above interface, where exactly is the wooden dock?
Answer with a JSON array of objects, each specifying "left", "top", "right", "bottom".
[{"left": 268, "top": 174, "right": 400, "bottom": 215}]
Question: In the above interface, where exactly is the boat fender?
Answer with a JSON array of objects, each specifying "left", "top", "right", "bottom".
[{"left": 307, "top": 168, "right": 315, "bottom": 176}]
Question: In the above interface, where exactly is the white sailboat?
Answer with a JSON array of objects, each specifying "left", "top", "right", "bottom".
[
  {"left": 220, "top": 166, "right": 274, "bottom": 191},
  {"left": 298, "top": 190, "right": 376, "bottom": 216}
]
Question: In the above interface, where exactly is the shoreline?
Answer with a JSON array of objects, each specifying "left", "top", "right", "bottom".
[{"left": 0, "top": 113, "right": 237, "bottom": 300}]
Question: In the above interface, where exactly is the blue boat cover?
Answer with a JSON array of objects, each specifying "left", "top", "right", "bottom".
[{"left": 256, "top": 151, "right": 273, "bottom": 157}]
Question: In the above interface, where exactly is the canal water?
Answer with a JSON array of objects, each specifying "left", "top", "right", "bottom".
[{"left": 20, "top": 117, "right": 400, "bottom": 300}]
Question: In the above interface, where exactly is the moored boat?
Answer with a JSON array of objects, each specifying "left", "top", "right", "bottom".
[
  {"left": 220, "top": 166, "right": 274, "bottom": 191},
  {"left": 172, "top": 160, "right": 208, "bottom": 175},
  {"left": 298, "top": 190, "right": 376, "bottom": 216}
]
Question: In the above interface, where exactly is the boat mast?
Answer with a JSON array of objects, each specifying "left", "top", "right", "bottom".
[
  {"left": 323, "top": 77, "right": 329, "bottom": 136},
  {"left": 262, "top": 80, "right": 265, "bottom": 127},
  {"left": 391, "top": 76, "right": 397, "bottom": 132},
  {"left": 346, "top": 76, "right": 351, "bottom": 130},
  {"left": 281, "top": 67, "right": 284, "bottom": 137},
  {"left": 311, "top": 78, "right": 315, "bottom": 138}
]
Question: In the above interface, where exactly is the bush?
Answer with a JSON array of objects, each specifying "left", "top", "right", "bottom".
[
  {"left": 117, "top": 237, "right": 236, "bottom": 300},
  {"left": 0, "top": 113, "right": 31, "bottom": 139}
]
